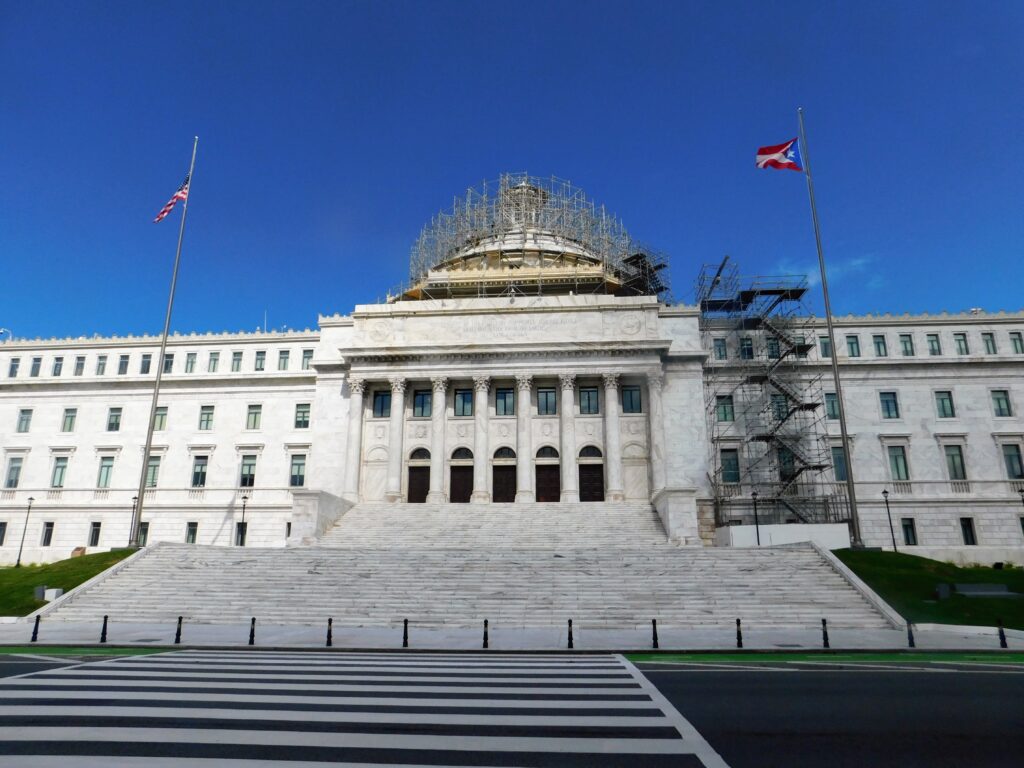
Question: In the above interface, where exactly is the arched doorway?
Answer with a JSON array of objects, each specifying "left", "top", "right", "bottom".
[
  {"left": 407, "top": 448, "right": 430, "bottom": 503},
  {"left": 578, "top": 445, "right": 605, "bottom": 502},
  {"left": 492, "top": 447, "right": 517, "bottom": 502},
  {"left": 449, "top": 447, "right": 474, "bottom": 503},
  {"left": 535, "top": 446, "right": 560, "bottom": 502}
]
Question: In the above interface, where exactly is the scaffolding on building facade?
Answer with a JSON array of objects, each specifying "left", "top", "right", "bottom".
[{"left": 696, "top": 257, "right": 847, "bottom": 527}]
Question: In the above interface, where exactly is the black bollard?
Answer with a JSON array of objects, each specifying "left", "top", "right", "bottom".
[
  {"left": 483, "top": 619, "right": 489, "bottom": 649},
  {"left": 652, "top": 619, "right": 659, "bottom": 649},
  {"left": 100, "top": 615, "right": 108, "bottom": 644},
  {"left": 402, "top": 618, "right": 409, "bottom": 648},
  {"left": 736, "top": 618, "right": 743, "bottom": 649},
  {"left": 326, "top": 617, "right": 333, "bottom": 648},
  {"left": 998, "top": 619, "right": 1008, "bottom": 649},
  {"left": 174, "top": 616, "right": 183, "bottom": 645},
  {"left": 567, "top": 619, "right": 574, "bottom": 649},
  {"left": 821, "top": 618, "right": 830, "bottom": 649},
  {"left": 248, "top": 617, "right": 256, "bottom": 646},
  {"left": 31, "top": 615, "right": 40, "bottom": 643},
  {"left": 907, "top": 622, "right": 915, "bottom": 648}
]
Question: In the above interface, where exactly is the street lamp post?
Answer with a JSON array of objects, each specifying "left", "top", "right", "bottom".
[
  {"left": 130, "top": 496, "right": 139, "bottom": 547},
  {"left": 882, "top": 489, "right": 897, "bottom": 552},
  {"left": 751, "top": 490, "right": 761, "bottom": 546},
  {"left": 237, "top": 494, "right": 249, "bottom": 546},
  {"left": 14, "top": 497, "right": 35, "bottom": 568}
]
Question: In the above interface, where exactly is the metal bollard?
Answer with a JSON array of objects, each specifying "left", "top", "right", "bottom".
[
  {"left": 736, "top": 618, "right": 743, "bottom": 649},
  {"left": 907, "top": 622, "right": 915, "bottom": 648},
  {"left": 998, "top": 619, "right": 1008, "bottom": 649},
  {"left": 821, "top": 618, "right": 830, "bottom": 649},
  {"left": 652, "top": 619, "right": 659, "bottom": 650},
  {"left": 483, "top": 619, "right": 489, "bottom": 649},
  {"left": 402, "top": 618, "right": 408, "bottom": 648},
  {"left": 31, "top": 615, "right": 40, "bottom": 643},
  {"left": 248, "top": 617, "right": 256, "bottom": 646},
  {"left": 567, "top": 619, "right": 574, "bottom": 649},
  {"left": 326, "top": 618, "right": 333, "bottom": 648},
  {"left": 174, "top": 616, "right": 183, "bottom": 645},
  {"left": 100, "top": 615, "right": 108, "bottom": 644}
]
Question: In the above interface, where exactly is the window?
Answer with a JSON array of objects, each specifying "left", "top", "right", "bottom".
[
  {"left": 825, "top": 392, "right": 839, "bottom": 420},
  {"left": 795, "top": 335, "right": 808, "bottom": 359},
  {"left": 454, "top": 389, "right": 474, "bottom": 417},
  {"left": 278, "top": 350, "right": 289, "bottom": 370},
  {"left": 51, "top": 457, "right": 68, "bottom": 488},
  {"left": 944, "top": 445, "right": 967, "bottom": 481},
  {"left": 117, "top": 354, "right": 129, "bottom": 375},
  {"left": 899, "top": 334, "right": 915, "bottom": 356},
  {"left": 7, "top": 358, "right": 19, "bottom": 377},
  {"left": 145, "top": 456, "right": 161, "bottom": 487},
  {"left": 290, "top": 454, "right": 306, "bottom": 487},
  {"left": 713, "top": 338, "right": 727, "bottom": 360},
  {"left": 927, "top": 334, "right": 941, "bottom": 355},
  {"left": 982, "top": 333, "right": 997, "bottom": 354},
  {"left": 254, "top": 351, "right": 266, "bottom": 371},
  {"left": 879, "top": 392, "right": 900, "bottom": 419},
  {"left": 191, "top": 456, "right": 208, "bottom": 488},
  {"left": 185, "top": 352, "right": 196, "bottom": 373},
  {"left": 960, "top": 517, "right": 977, "bottom": 546},
  {"left": 495, "top": 388, "right": 515, "bottom": 416},
  {"left": 107, "top": 407, "right": 122, "bottom": 432},
  {"left": 153, "top": 406, "right": 168, "bottom": 431},
  {"left": 96, "top": 355, "right": 107, "bottom": 375},
  {"left": 199, "top": 405, "right": 214, "bottom": 430},
  {"left": 231, "top": 352, "right": 242, "bottom": 372},
  {"left": 846, "top": 335, "right": 861, "bottom": 357},
  {"left": 0, "top": 521, "right": 5, "bottom": 546},
  {"left": 537, "top": 388, "right": 556, "bottom": 416},
  {"left": 16, "top": 409, "right": 32, "bottom": 433},
  {"left": 888, "top": 445, "right": 910, "bottom": 481},
  {"left": 41, "top": 522, "right": 54, "bottom": 547},
  {"left": 1012, "top": 332, "right": 1024, "bottom": 355},
  {"left": 97, "top": 456, "right": 114, "bottom": 489},
  {"left": 901, "top": 518, "right": 918, "bottom": 546},
  {"left": 778, "top": 446, "right": 797, "bottom": 482},
  {"left": 208, "top": 352, "right": 220, "bottom": 372},
  {"left": 739, "top": 338, "right": 753, "bottom": 360},
  {"left": 412, "top": 390, "right": 431, "bottom": 418},
  {"left": 535, "top": 446, "right": 558, "bottom": 459},
  {"left": 162, "top": 353, "right": 174, "bottom": 373},
  {"left": 579, "top": 446, "right": 602, "bottom": 458},
  {"left": 580, "top": 387, "right": 599, "bottom": 415},
  {"left": 301, "top": 349, "right": 313, "bottom": 370},
  {"left": 246, "top": 404, "right": 262, "bottom": 430},
  {"left": 239, "top": 455, "right": 257, "bottom": 487},
  {"left": 771, "top": 393, "right": 788, "bottom": 420},
  {"left": 954, "top": 332, "right": 969, "bottom": 355},
  {"left": 88, "top": 522, "right": 102, "bottom": 547},
  {"left": 453, "top": 447, "right": 474, "bottom": 460},
  {"left": 138, "top": 521, "right": 149, "bottom": 546},
  {"left": 934, "top": 391, "right": 955, "bottom": 419},
  {"left": 1002, "top": 444, "right": 1024, "bottom": 480},
  {"left": 992, "top": 390, "right": 1013, "bottom": 417},
  {"left": 715, "top": 395, "right": 734, "bottom": 422},
  {"left": 411, "top": 448, "right": 431, "bottom": 460},
  {"left": 372, "top": 391, "right": 392, "bottom": 418},
  {"left": 831, "top": 446, "right": 848, "bottom": 482},
  {"left": 235, "top": 521, "right": 247, "bottom": 547},
  {"left": 873, "top": 335, "right": 888, "bottom": 357},
  {"left": 140, "top": 354, "right": 152, "bottom": 374},
  {"left": 294, "top": 403, "right": 310, "bottom": 428},
  {"left": 622, "top": 386, "right": 642, "bottom": 414},
  {"left": 819, "top": 336, "right": 832, "bottom": 358},
  {"left": 185, "top": 521, "right": 198, "bottom": 544},
  {"left": 493, "top": 447, "right": 515, "bottom": 460},
  {"left": 30, "top": 357, "right": 41, "bottom": 377},
  {"left": 720, "top": 449, "right": 740, "bottom": 484},
  {"left": 52, "top": 356, "right": 64, "bottom": 376},
  {"left": 74, "top": 356, "right": 85, "bottom": 376},
  {"left": 5, "top": 457, "right": 23, "bottom": 489},
  {"left": 766, "top": 338, "right": 781, "bottom": 360}
]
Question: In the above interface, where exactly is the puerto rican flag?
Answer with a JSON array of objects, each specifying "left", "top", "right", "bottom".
[{"left": 756, "top": 138, "right": 802, "bottom": 171}]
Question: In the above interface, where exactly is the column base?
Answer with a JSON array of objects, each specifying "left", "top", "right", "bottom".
[
  {"left": 425, "top": 491, "right": 447, "bottom": 503},
  {"left": 605, "top": 489, "right": 626, "bottom": 502},
  {"left": 470, "top": 491, "right": 491, "bottom": 504},
  {"left": 560, "top": 490, "right": 580, "bottom": 503},
  {"left": 384, "top": 490, "right": 403, "bottom": 503},
  {"left": 515, "top": 490, "right": 535, "bottom": 503}
]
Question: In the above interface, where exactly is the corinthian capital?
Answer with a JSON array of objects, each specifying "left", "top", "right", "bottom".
[
  {"left": 431, "top": 376, "right": 448, "bottom": 393},
  {"left": 602, "top": 373, "right": 620, "bottom": 390},
  {"left": 389, "top": 377, "right": 407, "bottom": 395},
  {"left": 558, "top": 373, "right": 576, "bottom": 391},
  {"left": 473, "top": 375, "right": 491, "bottom": 393},
  {"left": 348, "top": 377, "right": 366, "bottom": 396},
  {"left": 515, "top": 373, "right": 533, "bottom": 392},
  {"left": 647, "top": 373, "right": 664, "bottom": 393}
]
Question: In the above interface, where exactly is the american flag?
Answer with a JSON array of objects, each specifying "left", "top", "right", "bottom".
[{"left": 153, "top": 174, "right": 190, "bottom": 223}]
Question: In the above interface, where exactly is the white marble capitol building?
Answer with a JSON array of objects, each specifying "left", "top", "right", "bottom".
[{"left": 2, "top": 173, "right": 1024, "bottom": 574}]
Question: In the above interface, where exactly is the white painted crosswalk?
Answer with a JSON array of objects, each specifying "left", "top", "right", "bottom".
[{"left": 0, "top": 651, "right": 729, "bottom": 767}]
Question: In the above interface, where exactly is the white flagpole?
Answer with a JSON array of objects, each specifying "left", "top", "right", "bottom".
[
  {"left": 130, "top": 136, "right": 199, "bottom": 548},
  {"left": 796, "top": 109, "right": 864, "bottom": 548}
]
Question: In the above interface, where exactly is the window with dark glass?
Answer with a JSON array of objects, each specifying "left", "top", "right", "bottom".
[
  {"left": 145, "top": 456, "right": 161, "bottom": 487},
  {"left": 96, "top": 354, "right": 107, "bottom": 375},
  {"left": 901, "top": 518, "right": 917, "bottom": 546},
  {"left": 290, "top": 454, "right": 306, "bottom": 487},
  {"left": 927, "top": 334, "right": 941, "bottom": 355},
  {"left": 713, "top": 338, "right": 727, "bottom": 360},
  {"left": 97, "top": 456, "right": 114, "bottom": 489},
  {"left": 771, "top": 393, "right": 788, "bottom": 421},
  {"left": 831, "top": 446, "right": 848, "bottom": 482},
  {"left": 580, "top": 387, "right": 599, "bottom": 415},
  {"left": 138, "top": 521, "right": 149, "bottom": 546},
  {"left": 62, "top": 408, "right": 77, "bottom": 433},
  {"left": 454, "top": 389, "right": 474, "bottom": 417},
  {"left": 825, "top": 392, "right": 839, "bottom": 420},
  {"left": 1012, "top": 332, "right": 1024, "bottom": 354},
  {"left": 873, "top": 335, "right": 888, "bottom": 356},
  {"left": 796, "top": 335, "right": 808, "bottom": 359},
  {"left": 208, "top": 351, "right": 220, "bottom": 372},
  {"left": 935, "top": 390, "right": 955, "bottom": 418},
  {"left": 621, "top": 386, "right": 642, "bottom": 413},
  {"left": 7, "top": 358, "right": 19, "bottom": 377},
  {"left": 88, "top": 522, "right": 101, "bottom": 547},
  {"left": 739, "top": 338, "right": 753, "bottom": 360},
  {"left": 954, "top": 332, "right": 969, "bottom": 355},
  {"left": 51, "top": 457, "right": 68, "bottom": 488},
  {"left": 254, "top": 351, "right": 266, "bottom": 371},
  {"left": 888, "top": 445, "right": 909, "bottom": 481},
  {"left": 715, "top": 395, "right": 734, "bottom": 422},
  {"left": 246, "top": 404, "right": 262, "bottom": 429},
  {"left": 302, "top": 349, "right": 314, "bottom": 369},
  {"left": 0, "top": 521, "right": 6, "bottom": 546},
  {"left": 30, "top": 357, "right": 41, "bottom": 377},
  {"left": 537, "top": 388, "right": 557, "bottom": 416},
  {"left": 899, "top": 334, "right": 915, "bottom": 356},
  {"left": 960, "top": 517, "right": 977, "bottom": 545},
  {"left": 720, "top": 449, "right": 740, "bottom": 484},
  {"left": 495, "top": 388, "right": 514, "bottom": 416},
  {"left": 412, "top": 390, "right": 431, "bottom": 418},
  {"left": 16, "top": 409, "right": 32, "bottom": 433},
  {"left": 944, "top": 445, "right": 967, "bottom": 481},
  {"left": 191, "top": 456, "right": 208, "bottom": 488},
  {"left": 162, "top": 353, "right": 174, "bottom": 373},
  {"left": 5, "top": 457, "right": 23, "bottom": 489},
  {"left": 41, "top": 522, "right": 54, "bottom": 547},
  {"left": 140, "top": 354, "right": 152, "bottom": 374},
  {"left": 239, "top": 455, "right": 257, "bottom": 487},
  {"left": 819, "top": 336, "right": 832, "bottom": 358},
  {"left": 185, "top": 521, "right": 198, "bottom": 544},
  {"left": 231, "top": 351, "right": 242, "bottom": 371},
  {"left": 880, "top": 391, "right": 900, "bottom": 419},
  {"left": 766, "top": 338, "right": 781, "bottom": 360},
  {"left": 153, "top": 406, "right": 167, "bottom": 431},
  {"left": 846, "top": 335, "right": 861, "bottom": 357},
  {"left": 373, "top": 391, "right": 392, "bottom": 418},
  {"left": 52, "top": 356, "right": 64, "bottom": 376},
  {"left": 1002, "top": 444, "right": 1024, "bottom": 480},
  {"left": 107, "top": 407, "right": 122, "bottom": 432},
  {"left": 185, "top": 352, "right": 196, "bottom": 373},
  {"left": 199, "top": 405, "right": 214, "bottom": 430},
  {"left": 294, "top": 403, "right": 310, "bottom": 428},
  {"left": 982, "top": 333, "right": 997, "bottom": 354},
  {"left": 992, "top": 390, "right": 1013, "bottom": 417},
  {"left": 74, "top": 356, "right": 85, "bottom": 375},
  {"left": 117, "top": 354, "right": 129, "bottom": 375},
  {"left": 278, "top": 350, "right": 289, "bottom": 370}
]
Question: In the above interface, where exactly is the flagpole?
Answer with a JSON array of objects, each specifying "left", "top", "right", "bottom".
[
  {"left": 130, "top": 136, "right": 199, "bottom": 548},
  {"left": 796, "top": 108, "right": 864, "bottom": 548}
]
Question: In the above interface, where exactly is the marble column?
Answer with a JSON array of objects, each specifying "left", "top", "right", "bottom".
[
  {"left": 343, "top": 377, "right": 365, "bottom": 502},
  {"left": 602, "top": 373, "right": 625, "bottom": 501},
  {"left": 470, "top": 375, "right": 491, "bottom": 503},
  {"left": 384, "top": 377, "right": 406, "bottom": 502},
  {"left": 648, "top": 373, "right": 667, "bottom": 493},
  {"left": 426, "top": 376, "right": 447, "bottom": 502},
  {"left": 559, "top": 373, "right": 579, "bottom": 502},
  {"left": 514, "top": 374, "right": 534, "bottom": 502}
]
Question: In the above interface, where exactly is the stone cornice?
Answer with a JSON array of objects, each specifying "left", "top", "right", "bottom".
[{"left": 0, "top": 330, "right": 320, "bottom": 351}]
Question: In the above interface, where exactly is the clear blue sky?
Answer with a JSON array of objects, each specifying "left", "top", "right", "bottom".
[{"left": 2, "top": 1, "right": 1022, "bottom": 339}]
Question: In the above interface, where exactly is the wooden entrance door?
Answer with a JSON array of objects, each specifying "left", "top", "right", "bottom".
[
  {"left": 579, "top": 464, "right": 605, "bottom": 502},
  {"left": 535, "top": 465, "right": 561, "bottom": 502},
  {"left": 492, "top": 466, "right": 516, "bottom": 502},
  {"left": 407, "top": 466, "right": 429, "bottom": 503},
  {"left": 450, "top": 466, "right": 473, "bottom": 503}
]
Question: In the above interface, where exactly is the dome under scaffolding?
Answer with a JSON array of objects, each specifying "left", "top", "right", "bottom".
[{"left": 396, "top": 173, "right": 671, "bottom": 302}]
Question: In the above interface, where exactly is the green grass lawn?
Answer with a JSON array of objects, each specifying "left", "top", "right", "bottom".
[
  {"left": 835, "top": 548, "right": 1024, "bottom": 630},
  {"left": 0, "top": 549, "right": 134, "bottom": 616}
]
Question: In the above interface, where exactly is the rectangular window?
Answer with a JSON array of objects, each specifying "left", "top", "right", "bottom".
[
  {"left": 954, "top": 332, "right": 969, "bottom": 355},
  {"left": 580, "top": 387, "right": 600, "bottom": 415},
  {"left": 766, "top": 337, "right": 781, "bottom": 360},
  {"left": 16, "top": 409, "right": 32, "bottom": 433},
  {"left": 846, "top": 335, "right": 861, "bottom": 357},
  {"left": 935, "top": 390, "right": 955, "bottom": 418},
  {"left": 537, "top": 388, "right": 557, "bottom": 416},
  {"left": 495, "top": 388, "right": 515, "bottom": 416},
  {"left": 887, "top": 445, "right": 910, "bottom": 481},
  {"left": 879, "top": 391, "right": 900, "bottom": 419},
  {"left": 185, "top": 352, "right": 196, "bottom": 373},
  {"left": 41, "top": 522, "right": 54, "bottom": 547},
  {"left": 97, "top": 456, "right": 114, "bottom": 489},
  {"left": 191, "top": 456, "right": 208, "bottom": 488},
  {"left": 239, "top": 455, "right": 256, "bottom": 487},
  {"left": 778, "top": 446, "right": 797, "bottom": 483},
  {"left": 138, "top": 521, "right": 149, "bottom": 546},
  {"left": 992, "top": 390, "right": 1013, "bottom": 417},
  {"left": 720, "top": 449, "right": 740, "bottom": 484},
  {"left": 96, "top": 355, "right": 107, "bottom": 375},
  {"left": 140, "top": 354, "right": 152, "bottom": 374},
  {"left": 825, "top": 392, "right": 839, "bottom": 420},
  {"left": 198, "top": 405, "right": 214, "bottom": 430},
  {"left": 621, "top": 386, "right": 642, "bottom": 414},
  {"left": 455, "top": 389, "right": 474, "bottom": 417},
  {"left": 254, "top": 351, "right": 266, "bottom": 371},
  {"left": 960, "top": 517, "right": 977, "bottom": 546},
  {"left": 944, "top": 445, "right": 967, "bottom": 481},
  {"left": 927, "top": 334, "right": 941, "bottom": 355},
  {"left": 715, "top": 395, "right": 735, "bottom": 422},
  {"left": 899, "top": 334, "right": 915, "bottom": 356},
  {"left": 52, "top": 356, "right": 64, "bottom": 376},
  {"left": 295, "top": 403, "right": 311, "bottom": 428},
  {"left": 231, "top": 352, "right": 242, "bottom": 372},
  {"left": 145, "top": 456, "right": 161, "bottom": 487},
  {"left": 982, "top": 332, "right": 997, "bottom": 354},
  {"left": 873, "top": 335, "right": 888, "bottom": 357},
  {"left": 117, "top": 354, "right": 129, "bottom": 375},
  {"left": 235, "top": 521, "right": 247, "bottom": 547},
  {"left": 162, "top": 353, "right": 174, "bottom": 373},
  {"left": 771, "top": 393, "right": 788, "bottom": 421},
  {"left": 713, "top": 338, "right": 727, "bottom": 360},
  {"left": 5, "top": 457, "right": 24, "bottom": 489},
  {"left": 301, "top": 349, "right": 314, "bottom": 370},
  {"left": 278, "top": 350, "right": 289, "bottom": 370},
  {"left": 796, "top": 335, "right": 809, "bottom": 359},
  {"left": 208, "top": 351, "right": 220, "bottom": 372},
  {"left": 901, "top": 518, "right": 918, "bottom": 546},
  {"left": 185, "top": 521, "right": 198, "bottom": 544},
  {"left": 290, "top": 454, "right": 306, "bottom": 487},
  {"left": 1002, "top": 444, "right": 1024, "bottom": 480},
  {"left": 107, "top": 407, "right": 122, "bottom": 432},
  {"left": 153, "top": 406, "right": 168, "bottom": 431},
  {"left": 246, "top": 404, "right": 262, "bottom": 430},
  {"left": 30, "top": 357, "right": 41, "bottom": 377},
  {"left": 739, "top": 338, "right": 753, "bottom": 360},
  {"left": 819, "top": 336, "right": 832, "bottom": 358},
  {"left": 412, "top": 390, "right": 431, "bottom": 418},
  {"left": 88, "top": 521, "right": 101, "bottom": 547},
  {"left": 373, "top": 391, "right": 392, "bottom": 418},
  {"left": 74, "top": 356, "right": 85, "bottom": 376},
  {"left": 51, "top": 457, "right": 68, "bottom": 488},
  {"left": 831, "top": 446, "right": 848, "bottom": 482},
  {"left": 7, "top": 358, "right": 19, "bottom": 377},
  {"left": 0, "top": 521, "right": 5, "bottom": 546},
  {"left": 1012, "top": 332, "right": 1024, "bottom": 354}
]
